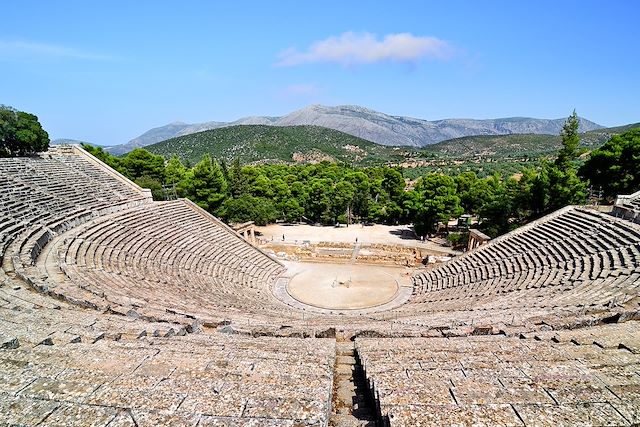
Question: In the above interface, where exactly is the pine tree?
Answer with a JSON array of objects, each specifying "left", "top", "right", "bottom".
[
  {"left": 555, "top": 110, "right": 580, "bottom": 168},
  {"left": 229, "top": 157, "right": 247, "bottom": 197},
  {"left": 181, "top": 154, "right": 228, "bottom": 213},
  {"left": 545, "top": 111, "right": 587, "bottom": 211}
]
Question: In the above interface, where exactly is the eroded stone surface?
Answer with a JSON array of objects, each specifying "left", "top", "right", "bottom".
[
  {"left": 357, "top": 331, "right": 640, "bottom": 426},
  {"left": 514, "top": 402, "right": 629, "bottom": 426},
  {"left": 0, "top": 396, "right": 59, "bottom": 426}
]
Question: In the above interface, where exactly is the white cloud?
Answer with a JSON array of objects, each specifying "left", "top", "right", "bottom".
[
  {"left": 276, "top": 32, "right": 452, "bottom": 67},
  {"left": 0, "top": 39, "right": 118, "bottom": 61}
]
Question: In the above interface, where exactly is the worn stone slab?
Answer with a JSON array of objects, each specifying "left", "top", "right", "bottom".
[
  {"left": 55, "top": 367, "right": 119, "bottom": 384},
  {"left": 610, "top": 398, "right": 640, "bottom": 425},
  {"left": 99, "top": 411, "right": 136, "bottom": 427},
  {"left": 154, "top": 376, "right": 227, "bottom": 395},
  {"left": 106, "top": 373, "right": 165, "bottom": 390},
  {"left": 378, "top": 382, "right": 454, "bottom": 406},
  {"left": 234, "top": 383, "right": 329, "bottom": 403},
  {"left": 0, "top": 395, "right": 59, "bottom": 426},
  {"left": 452, "top": 380, "right": 553, "bottom": 405},
  {"left": 86, "top": 386, "right": 186, "bottom": 411},
  {"left": 38, "top": 402, "right": 118, "bottom": 426},
  {"left": 584, "top": 349, "right": 640, "bottom": 368},
  {"left": 520, "top": 362, "right": 587, "bottom": 380},
  {"left": 178, "top": 393, "right": 246, "bottom": 418},
  {"left": 546, "top": 384, "right": 619, "bottom": 404},
  {"left": 383, "top": 403, "right": 523, "bottom": 427},
  {"left": 130, "top": 410, "right": 200, "bottom": 427},
  {"left": 513, "top": 402, "right": 630, "bottom": 426},
  {"left": 243, "top": 397, "right": 329, "bottom": 423},
  {"left": 0, "top": 371, "right": 37, "bottom": 395},
  {"left": 197, "top": 417, "right": 299, "bottom": 426},
  {"left": 586, "top": 365, "right": 640, "bottom": 387},
  {"left": 131, "top": 360, "right": 178, "bottom": 377},
  {"left": 408, "top": 368, "right": 466, "bottom": 382},
  {"left": 463, "top": 365, "right": 530, "bottom": 380},
  {"left": 0, "top": 355, "right": 30, "bottom": 372},
  {"left": 19, "top": 377, "right": 100, "bottom": 403}
]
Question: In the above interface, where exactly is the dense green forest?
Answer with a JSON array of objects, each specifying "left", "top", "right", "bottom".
[
  {"left": 145, "top": 124, "right": 415, "bottom": 166},
  {"left": 82, "top": 114, "right": 640, "bottom": 239}
]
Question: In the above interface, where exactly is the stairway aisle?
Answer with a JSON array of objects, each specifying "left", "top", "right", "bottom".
[{"left": 329, "top": 341, "right": 377, "bottom": 427}]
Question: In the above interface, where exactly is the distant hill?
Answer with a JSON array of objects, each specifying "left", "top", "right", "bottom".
[
  {"left": 106, "top": 116, "right": 278, "bottom": 155},
  {"left": 422, "top": 123, "right": 640, "bottom": 158},
  {"left": 144, "top": 125, "right": 413, "bottom": 165},
  {"left": 275, "top": 105, "right": 603, "bottom": 147},
  {"left": 106, "top": 104, "right": 604, "bottom": 154},
  {"left": 580, "top": 122, "right": 640, "bottom": 145},
  {"left": 51, "top": 138, "right": 92, "bottom": 146}
]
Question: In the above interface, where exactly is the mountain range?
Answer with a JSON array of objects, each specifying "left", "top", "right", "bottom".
[{"left": 105, "top": 104, "right": 603, "bottom": 155}]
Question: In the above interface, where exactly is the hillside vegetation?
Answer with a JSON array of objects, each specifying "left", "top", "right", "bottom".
[
  {"left": 145, "top": 125, "right": 414, "bottom": 166},
  {"left": 108, "top": 104, "right": 604, "bottom": 153},
  {"left": 82, "top": 116, "right": 640, "bottom": 239},
  {"left": 422, "top": 123, "right": 640, "bottom": 158},
  {"left": 399, "top": 123, "right": 640, "bottom": 179},
  {"left": 422, "top": 134, "right": 559, "bottom": 158}
]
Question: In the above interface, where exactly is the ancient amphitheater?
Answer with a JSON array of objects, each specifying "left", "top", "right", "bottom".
[{"left": 1, "top": 145, "right": 639, "bottom": 426}]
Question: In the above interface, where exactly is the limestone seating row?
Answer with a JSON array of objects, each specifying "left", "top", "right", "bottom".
[
  {"left": 0, "top": 153, "right": 144, "bottom": 203},
  {"left": 0, "top": 280, "right": 335, "bottom": 426},
  {"left": 0, "top": 175, "right": 82, "bottom": 254},
  {"left": 1, "top": 165, "right": 124, "bottom": 210},
  {"left": 410, "top": 207, "right": 640, "bottom": 314},
  {"left": 0, "top": 153, "right": 149, "bottom": 267},
  {"left": 522, "top": 321, "right": 640, "bottom": 353},
  {"left": 0, "top": 154, "right": 154, "bottom": 330},
  {"left": 58, "top": 261, "right": 293, "bottom": 327},
  {"left": 65, "top": 201, "right": 282, "bottom": 284},
  {"left": 0, "top": 151, "right": 289, "bottom": 326},
  {"left": 412, "top": 250, "right": 638, "bottom": 307},
  {"left": 419, "top": 209, "right": 638, "bottom": 289},
  {"left": 0, "top": 281, "right": 191, "bottom": 348},
  {"left": 410, "top": 258, "right": 638, "bottom": 314},
  {"left": 52, "top": 153, "right": 143, "bottom": 199},
  {"left": 48, "top": 201, "right": 294, "bottom": 324},
  {"left": 397, "top": 269, "right": 638, "bottom": 329},
  {"left": 355, "top": 328, "right": 640, "bottom": 426}
]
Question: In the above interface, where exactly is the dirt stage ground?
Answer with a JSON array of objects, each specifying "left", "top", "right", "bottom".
[
  {"left": 283, "top": 261, "right": 413, "bottom": 310},
  {"left": 256, "top": 223, "right": 460, "bottom": 255}
]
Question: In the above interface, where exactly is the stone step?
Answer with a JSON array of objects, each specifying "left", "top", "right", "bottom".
[
  {"left": 336, "top": 355, "right": 356, "bottom": 365},
  {"left": 329, "top": 414, "right": 375, "bottom": 427},
  {"left": 336, "top": 341, "right": 355, "bottom": 353}
]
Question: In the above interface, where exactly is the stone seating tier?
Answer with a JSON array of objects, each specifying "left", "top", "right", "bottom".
[
  {"left": 406, "top": 206, "right": 640, "bottom": 325},
  {"left": 46, "top": 200, "right": 291, "bottom": 325},
  {"left": 0, "top": 280, "right": 334, "bottom": 426},
  {"left": 356, "top": 323, "right": 640, "bottom": 426}
]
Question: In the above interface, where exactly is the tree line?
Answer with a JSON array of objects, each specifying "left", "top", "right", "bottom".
[
  {"left": 2, "top": 105, "right": 637, "bottom": 239},
  {"left": 82, "top": 112, "right": 640, "bottom": 238}
]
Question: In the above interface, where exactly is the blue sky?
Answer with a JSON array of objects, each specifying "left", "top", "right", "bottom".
[{"left": 1, "top": 0, "right": 639, "bottom": 146}]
